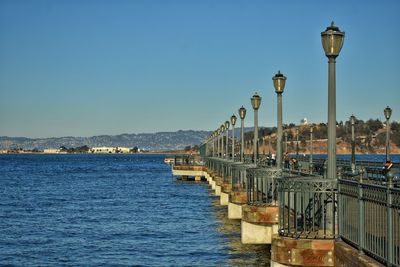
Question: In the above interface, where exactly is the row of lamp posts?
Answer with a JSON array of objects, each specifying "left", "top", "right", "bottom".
[{"left": 207, "top": 22, "right": 392, "bottom": 176}]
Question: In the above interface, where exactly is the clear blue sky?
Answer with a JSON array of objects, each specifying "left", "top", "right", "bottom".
[{"left": 0, "top": 0, "right": 399, "bottom": 138}]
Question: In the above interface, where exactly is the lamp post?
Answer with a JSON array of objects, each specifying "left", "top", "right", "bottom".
[
  {"left": 217, "top": 128, "right": 221, "bottom": 157},
  {"left": 384, "top": 106, "right": 392, "bottom": 161},
  {"left": 225, "top": 121, "right": 230, "bottom": 160},
  {"left": 263, "top": 136, "right": 266, "bottom": 154},
  {"left": 296, "top": 127, "right": 299, "bottom": 162},
  {"left": 273, "top": 71, "right": 287, "bottom": 169},
  {"left": 212, "top": 132, "right": 214, "bottom": 157},
  {"left": 251, "top": 93, "right": 262, "bottom": 164},
  {"left": 268, "top": 135, "right": 272, "bottom": 165},
  {"left": 350, "top": 115, "right": 356, "bottom": 171},
  {"left": 214, "top": 131, "right": 217, "bottom": 157},
  {"left": 239, "top": 106, "right": 247, "bottom": 162},
  {"left": 231, "top": 114, "right": 237, "bottom": 161},
  {"left": 284, "top": 132, "right": 288, "bottom": 154},
  {"left": 220, "top": 125, "right": 225, "bottom": 158},
  {"left": 321, "top": 22, "right": 345, "bottom": 180},
  {"left": 310, "top": 126, "right": 314, "bottom": 173}
]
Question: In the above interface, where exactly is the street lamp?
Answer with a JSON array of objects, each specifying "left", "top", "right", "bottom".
[
  {"left": 296, "top": 127, "right": 299, "bottom": 162},
  {"left": 384, "top": 106, "right": 392, "bottom": 161},
  {"left": 231, "top": 114, "right": 237, "bottom": 161},
  {"left": 217, "top": 128, "right": 221, "bottom": 157},
  {"left": 310, "top": 126, "right": 314, "bottom": 174},
  {"left": 273, "top": 71, "right": 287, "bottom": 169},
  {"left": 239, "top": 106, "right": 247, "bottom": 162},
  {"left": 321, "top": 22, "right": 345, "bottom": 180},
  {"left": 220, "top": 125, "right": 225, "bottom": 158},
  {"left": 284, "top": 132, "right": 288, "bottom": 154},
  {"left": 268, "top": 135, "right": 272, "bottom": 165},
  {"left": 225, "top": 121, "right": 230, "bottom": 160},
  {"left": 251, "top": 93, "right": 262, "bottom": 164},
  {"left": 350, "top": 115, "right": 356, "bottom": 171}
]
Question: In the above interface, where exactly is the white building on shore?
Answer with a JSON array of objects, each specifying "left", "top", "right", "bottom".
[{"left": 89, "top": 147, "right": 131, "bottom": 154}]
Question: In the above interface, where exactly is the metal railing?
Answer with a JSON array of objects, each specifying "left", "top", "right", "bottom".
[
  {"left": 246, "top": 167, "right": 282, "bottom": 205},
  {"left": 277, "top": 177, "right": 338, "bottom": 239},
  {"left": 174, "top": 155, "right": 204, "bottom": 166},
  {"left": 339, "top": 171, "right": 400, "bottom": 266},
  {"left": 231, "top": 163, "right": 256, "bottom": 191}
]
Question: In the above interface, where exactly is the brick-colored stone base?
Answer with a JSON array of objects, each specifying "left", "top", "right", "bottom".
[
  {"left": 271, "top": 236, "right": 334, "bottom": 266},
  {"left": 334, "top": 241, "right": 384, "bottom": 267},
  {"left": 222, "top": 181, "right": 232, "bottom": 193},
  {"left": 242, "top": 204, "right": 279, "bottom": 224},
  {"left": 230, "top": 190, "right": 247, "bottom": 204}
]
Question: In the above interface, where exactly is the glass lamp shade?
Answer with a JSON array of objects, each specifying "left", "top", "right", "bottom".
[
  {"left": 384, "top": 106, "right": 392, "bottom": 120},
  {"left": 225, "top": 121, "right": 230, "bottom": 129},
  {"left": 272, "top": 71, "right": 287, "bottom": 94},
  {"left": 350, "top": 115, "right": 356, "bottom": 125},
  {"left": 231, "top": 114, "right": 237, "bottom": 126},
  {"left": 321, "top": 22, "right": 345, "bottom": 58},
  {"left": 221, "top": 125, "right": 225, "bottom": 133},
  {"left": 251, "top": 93, "right": 262, "bottom": 110},
  {"left": 310, "top": 126, "right": 313, "bottom": 133},
  {"left": 239, "top": 106, "right": 247, "bottom": 120}
]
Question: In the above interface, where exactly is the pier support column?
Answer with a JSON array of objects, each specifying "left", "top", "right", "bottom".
[
  {"left": 241, "top": 205, "right": 279, "bottom": 244},
  {"left": 220, "top": 181, "right": 232, "bottom": 205},
  {"left": 215, "top": 185, "right": 221, "bottom": 196},
  {"left": 194, "top": 176, "right": 201, "bottom": 181},
  {"left": 220, "top": 192, "right": 229, "bottom": 205},
  {"left": 228, "top": 190, "right": 247, "bottom": 219}
]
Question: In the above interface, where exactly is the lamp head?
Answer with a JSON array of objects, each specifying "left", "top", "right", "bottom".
[
  {"left": 350, "top": 114, "right": 356, "bottom": 125},
  {"left": 251, "top": 93, "right": 262, "bottom": 110},
  {"left": 272, "top": 71, "right": 287, "bottom": 94},
  {"left": 239, "top": 106, "right": 247, "bottom": 119},
  {"left": 321, "top": 22, "right": 345, "bottom": 58},
  {"left": 231, "top": 114, "right": 237, "bottom": 126},
  {"left": 225, "top": 120, "right": 230, "bottom": 129},
  {"left": 384, "top": 106, "right": 392, "bottom": 120}
]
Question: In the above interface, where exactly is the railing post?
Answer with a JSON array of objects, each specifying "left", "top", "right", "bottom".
[
  {"left": 386, "top": 170, "right": 394, "bottom": 266},
  {"left": 358, "top": 168, "right": 365, "bottom": 254}
]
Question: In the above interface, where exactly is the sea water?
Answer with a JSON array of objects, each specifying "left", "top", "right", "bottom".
[{"left": 0, "top": 154, "right": 270, "bottom": 266}]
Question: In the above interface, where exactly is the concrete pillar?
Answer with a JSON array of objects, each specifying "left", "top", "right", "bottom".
[
  {"left": 215, "top": 185, "right": 221, "bottom": 196},
  {"left": 220, "top": 192, "right": 229, "bottom": 205},
  {"left": 228, "top": 202, "right": 243, "bottom": 219},
  {"left": 241, "top": 221, "right": 275, "bottom": 244},
  {"left": 240, "top": 205, "right": 279, "bottom": 244},
  {"left": 195, "top": 176, "right": 201, "bottom": 181}
]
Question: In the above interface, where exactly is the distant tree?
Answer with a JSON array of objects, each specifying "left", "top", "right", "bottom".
[
  {"left": 184, "top": 145, "right": 191, "bottom": 151},
  {"left": 366, "top": 119, "right": 383, "bottom": 133}
]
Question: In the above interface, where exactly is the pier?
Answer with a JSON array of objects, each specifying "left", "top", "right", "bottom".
[
  {"left": 167, "top": 22, "right": 399, "bottom": 267},
  {"left": 169, "top": 154, "right": 399, "bottom": 266}
]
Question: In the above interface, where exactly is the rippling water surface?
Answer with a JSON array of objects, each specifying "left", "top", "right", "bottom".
[{"left": 0, "top": 154, "right": 270, "bottom": 266}]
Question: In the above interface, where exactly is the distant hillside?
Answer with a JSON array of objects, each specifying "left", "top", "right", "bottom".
[{"left": 0, "top": 130, "right": 211, "bottom": 152}]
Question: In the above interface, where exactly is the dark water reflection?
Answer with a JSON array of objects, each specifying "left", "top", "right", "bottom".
[{"left": 210, "top": 197, "right": 271, "bottom": 267}]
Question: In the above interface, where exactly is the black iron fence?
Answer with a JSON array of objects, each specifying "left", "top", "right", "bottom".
[
  {"left": 277, "top": 177, "right": 338, "bottom": 239},
  {"left": 339, "top": 171, "right": 400, "bottom": 266},
  {"left": 246, "top": 167, "right": 282, "bottom": 206}
]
